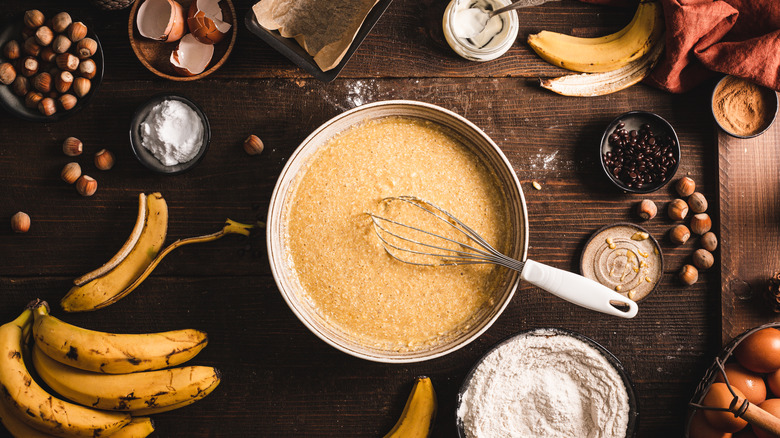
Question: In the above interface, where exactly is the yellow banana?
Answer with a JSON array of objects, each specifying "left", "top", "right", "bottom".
[
  {"left": 0, "top": 308, "right": 130, "bottom": 437},
  {"left": 61, "top": 192, "right": 168, "bottom": 312},
  {"left": 108, "top": 418, "right": 155, "bottom": 438},
  {"left": 384, "top": 376, "right": 437, "bottom": 438},
  {"left": 528, "top": 0, "right": 664, "bottom": 73},
  {"left": 128, "top": 390, "right": 217, "bottom": 416},
  {"left": 32, "top": 345, "right": 221, "bottom": 412},
  {"left": 32, "top": 302, "right": 207, "bottom": 374},
  {"left": 0, "top": 395, "right": 61, "bottom": 438}
]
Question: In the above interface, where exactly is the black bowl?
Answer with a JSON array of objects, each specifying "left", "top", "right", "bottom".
[
  {"left": 0, "top": 15, "right": 104, "bottom": 122},
  {"left": 711, "top": 75, "right": 779, "bottom": 139},
  {"left": 456, "top": 328, "right": 639, "bottom": 438},
  {"left": 129, "top": 94, "right": 211, "bottom": 175},
  {"left": 599, "top": 111, "right": 680, "bottom": 194}
]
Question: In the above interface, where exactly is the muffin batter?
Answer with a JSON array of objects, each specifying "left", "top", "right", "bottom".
[{"left": 284, "top": 117, "right": 511, "bottom": 350}]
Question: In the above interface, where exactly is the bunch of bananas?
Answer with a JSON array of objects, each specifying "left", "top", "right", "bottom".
[
  {"left": 0, "top": 301, "right": 220, "bottom": 437},
  {"left": 528, "top": 0, "right": 665, "bottom": 96}
]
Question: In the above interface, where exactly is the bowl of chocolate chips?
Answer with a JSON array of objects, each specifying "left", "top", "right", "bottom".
[{"left": 600, "top": 111, "right": 680, "bottom": 194}]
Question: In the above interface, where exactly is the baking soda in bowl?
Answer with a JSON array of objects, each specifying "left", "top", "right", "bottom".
[{"left": 457, "top": 329, "right": 631, "bottom": 438}]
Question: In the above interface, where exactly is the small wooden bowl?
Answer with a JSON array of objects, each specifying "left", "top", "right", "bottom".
[{"left": 128, "top": 0, "right": 236, "bottom": 81}]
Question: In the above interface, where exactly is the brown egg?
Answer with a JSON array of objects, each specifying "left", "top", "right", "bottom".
[
  {"left": 689, "top": 409, "right": 733, "bottom": 438},
  {"left": 753, "top": 398, "right": 780, "bottom": 438},
  {"left": 715, "top": 363, "right": 767, "bottom": 405},
  {"left": 703, "top": 383, "right": 748, "bottom": 432},
  {"left": 734, "top": 329, "right": 780, "bottom": 374}
]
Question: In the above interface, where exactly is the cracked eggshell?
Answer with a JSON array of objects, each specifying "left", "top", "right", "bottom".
[
  {"left": 137, "top": 0, "right": 186, "bottom": 42},
  {"left": 187, "top": 0, "right": 232, "bottom": 45},
  {"left": 170, "top": 33, "right": 214, "bottom": 76}
]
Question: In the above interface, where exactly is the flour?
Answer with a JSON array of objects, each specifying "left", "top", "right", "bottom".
[
  {"left": 140, "top": 99, "right": 203, "bottom": 166},
  {"left": 457, "top": 329, "right": 630, "bottom": 438}
]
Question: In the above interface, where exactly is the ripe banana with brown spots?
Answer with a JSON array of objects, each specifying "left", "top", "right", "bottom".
[
  {"left": 32, "top": 302, "right": 207, "bottom": 374},
  {"left": 0, "top": 307, "right": 130, "bottom": 437},
  {"left": 108, "top": 418, "right": 155, "bottom": 438},
  {"left": 383, "top": 376, "right": 437, "bottom": 438},
  {"left": 32, "top": 345, "right": 221, "bottom": 412}
]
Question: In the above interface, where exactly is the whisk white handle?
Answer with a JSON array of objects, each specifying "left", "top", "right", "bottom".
[{"left": 520, "top": 259, "right": 639, "bottom": 318}]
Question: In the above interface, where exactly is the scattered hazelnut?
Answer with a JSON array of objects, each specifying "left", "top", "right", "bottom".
[
  {"left": 73, "top": 77, "right": 91, "bottom": 98},
  {"left": 39, "top": 46, "right": 57, "bottom": 63},
  {"left": 55, "top": 71, "right": 73, "bottom": 93},
  {"left": 243, "top": 135, "right": 264, "bottom": 155},
  {"left": 679, "top": 264, "right": 699, "bottom": 285},
  {"left": 59, "top": 93, "right": 77, "bottom": 111},
  {"left": 2, "top": 40, "right": 20, "bottom": 60},
  {"left": 690, "top": 213, "right": 712, "bottom": 235},
  {"left": 61, "top": 162, "right": 81, "bottom": 184},
  {"left": 688, "top": 192, "right": 708, "bottom": 213},
  {"left": 637, "top": 199, "right": 657, "bottom": 220},
  {"left": 23, "top": 37, "right": 41, "bottom": 57},
  {"left": 51, "top": 12, "right": 72, "bottom": 34},
  {"left": 20, "top": 56, "right": 39, "bottom": 77},
  {"left": 23, "top": 10, "right": 45, "bottom": 29},
  {"left": 56, "top": 53, "right": 79, "bottom": 72},
  {"left": 77, "top": 59, "right": 96, "bottom": 79},
  {"left": 38, "top": 97, "right": 56, "bottom": 116},
  {"left": 676, "top": 177, "right": 696, "bottom": 197},
  {"left": 62, "top": 137, "right": 83, "bottom": 156},
  {"left": 668, "top": 198, "right": 689, "bottom": 221},
  {"left": 67, "top": 22, "right": 88, "bottom": 42},
  {"left": 76, "top": 175, "right": 97, "bottom": 197},
  {"left": 670, "top": 224, "right": 691, "bottom": 245},
  {"left": 94, "top": 149, "right": 115, "bottom": 170},
  {"left": 0, "top": 63, "right": 16, "bottom": 85},
  {"left": 32, "top": 72, "right": 51, "bottom": 93},
  {"left": 11, "top": 76, "right": 29, "bottom": 96},
  {"left": 34, "top": 26, "right": 54, "bottom": 47},
  {"left": 24, "top": 91, "right": 44, "bottom": 109},
  {"left": 701, "top": 232, "right": 718, "bottom": 252},
  {"left": 51, "top": 34, "right": 72, "bottom": 54},
  {"left": 10, "top": 211, "right": 31, "bottom": 233},
  {"left": 693, "top": 249, "right": 714, "bottom": 270},
  {"left": 76, "top": 38, "right": 97, "bottom": 59}
]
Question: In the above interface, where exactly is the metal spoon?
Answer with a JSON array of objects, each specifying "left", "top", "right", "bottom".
[{"left": 457, "top": 0, "right": 553, "bottom": 39}]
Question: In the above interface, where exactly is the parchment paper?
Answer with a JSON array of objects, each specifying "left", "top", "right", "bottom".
[{"left": 253, "top": 0, "right": 380, "bottom": 72}]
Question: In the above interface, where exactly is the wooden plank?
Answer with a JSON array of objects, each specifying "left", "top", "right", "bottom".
[{"left": 720, "top": 120, "right": 780, "bottom": 344}]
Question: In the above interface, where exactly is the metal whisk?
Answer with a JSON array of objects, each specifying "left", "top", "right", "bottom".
[{"left": 367, "top": 196, "right": 638, "bottom": 318}]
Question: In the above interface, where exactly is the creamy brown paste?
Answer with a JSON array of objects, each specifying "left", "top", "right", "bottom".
[{"left": 284, "top": 117, "right": 510, "bottom": 351}]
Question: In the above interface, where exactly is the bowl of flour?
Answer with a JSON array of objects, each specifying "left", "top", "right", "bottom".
[
  {"left": 456, "top": 328, "right": 638, "bottom": 438},
  {"left": 130, "top": 94, "right": 211, "bottom": 174}
]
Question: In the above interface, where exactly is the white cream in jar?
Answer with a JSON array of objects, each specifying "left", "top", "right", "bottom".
[{"left": 443, "top": 0, "right": 519, "bottom": 62}]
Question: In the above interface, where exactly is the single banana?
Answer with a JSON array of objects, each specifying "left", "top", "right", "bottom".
[
  {"left": 527, "top": 0, "right": 664, "bottom": 73},
  {"left": 61, "top": 192, "right": 168, "bottom": 312},
  {"left": 108, "top": 418, "right": 155, "bottom": 438},
  {"left": 32, "top": 345, "right": 221, "bottom": 412},
  {"left": 538, "top": 35, "right": 665, "bottom": 97},
  {"left": 0, "top": 308, "right": 130, "bottom": 437},
  {"left": 383, "top": 376, "right": 437, "bottom": 438},
  {"left": 32, "top": 302, "right": 208, "bottom": 374},
  {"left": 128, "top": 393, "right": 214, "bottom": 416}
]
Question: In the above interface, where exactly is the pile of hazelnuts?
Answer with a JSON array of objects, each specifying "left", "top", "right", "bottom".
[
  {"left": 635, "top": 176, "right": 716, "bottom": 285},
  {"left": 0, "top": 10, "right": 97, "bottom": 116}
]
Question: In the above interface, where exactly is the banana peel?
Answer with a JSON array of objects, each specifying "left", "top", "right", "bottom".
[{"left": 384, "top": 376, "right": 437, "bottom": 438}]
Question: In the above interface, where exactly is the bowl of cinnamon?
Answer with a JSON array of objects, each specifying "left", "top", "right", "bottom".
[{"left": 711, "top": 75, "right": 778, "bottom": 139}]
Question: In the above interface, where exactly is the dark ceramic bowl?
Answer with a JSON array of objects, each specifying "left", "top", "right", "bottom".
[
  {"left": 456, "top": 328, "right": 639, "bottom": 438},
  {"left": 599, "top": 111, "right": 680, "bottom": 194},
  {"left": 711, "top": 75, "right": 779, "bottom": 139},
  {"left": 129, "top": 94, "right": 210, "bottom": 175},
  {"left": 0, "top": 16, "right": 104, "bottom": 122}
]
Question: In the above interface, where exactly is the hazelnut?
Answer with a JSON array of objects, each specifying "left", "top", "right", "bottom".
[
  {"left": 688, "top": 192, "right": 708, "bottom": 213},
  {"left": 51, "top": 34, "right": 71, "bottom": 54},
  {"left": 691, "top": 213, "right": 712, "bottom": 235},
  {"left": 73, "top": 77, "right": 90, "bottom": 98},
  {"left": 668, "top": 199, "right": 689, "bottom": 221},
  {"left": 61, "top": 162, "right": 81, "bottom": 184},
  {"left": 34, "top": 26, "right": 54, "bottom": 47},
  {"left": 23, "top": 10, "right": 45, "bottom": 29},
  {"left": 243, "top": 135, "right": 264, "bottom": 155},
  {"left": 21, "top": 56, "right": 39, "bottom": 77},
  {"left": 56, "top": 53, "right": 79, "bottom": 72},
  {"left": 77, "top": 59, "right": 96, "bottom": 79},
  {"left": 55, "top": 71, "right": 73, "bottom": 93},
  {"left": 636, "top": 199, "right": 657, "bottom": 220},
  {"left": 693, "top": 249, "right": 714, "bottom": 270},
  {"left": 679, "top": 264, "right": 699, "bottom": 285},
  {"left": 10, "top": 211, "right": 31, "bottom": 233},
  {"left": 76, "top": 175, "right": 97, "bottom": 197},
  {"left": 59, "top": 93, "right": 77, "bottom": 111},
  {"left": 23, "top": 37, "right": 41, "bottom": 57},
  {"left": 701, "top": 232, "right": 718, "bottom": 252},
  {"left": 0, "top": 63, "right": 16, "bottom": 85},
  {"left": 676, "top": 177, "right": 696, "bottom": 197},
  {"left": 63, "top": 137, "right": 83, "bottom": 156},
  {"left": 67, "top": 22, "right": 88, "bottom": 42},
  {"left": 32, "top": 72, "right": 51, "bottom": 93},
  {"left": 51, "top": 12, "right": 72, "bottom": 34},
  {"left": 39, "top": 46, "right": 57, "bottom": 63},
  {"left": 38, "top": 97, "right": 56, "bottom": 116},
  {"left": 11, "top": 76, "right": 29, "bottom": 96},
  {"left": 21, "top": 27, "right": 35, "bottom": 41},
  {"left": 94, "top": 149, "right": 115, "bottom": 170},
  {"left": 670, "top": 224, "right": 691, "bottom": 245},
  {"left": 76, "top": 38, "right": 97, "bottom": 59},
  {"left": 24, "top": 91, "right": 44, "bottom": 109},
  {"left": 2, "top": 40, "right": 20, "bottom": 60}
]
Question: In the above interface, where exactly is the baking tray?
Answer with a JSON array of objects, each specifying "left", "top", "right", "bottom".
[{"left": 244, "top": 0, "right": 394, "bottom": 82}]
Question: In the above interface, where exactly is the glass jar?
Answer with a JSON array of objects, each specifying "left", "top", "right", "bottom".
[{"left": 442, "top": 0, "right": 520, "bottom": 62}]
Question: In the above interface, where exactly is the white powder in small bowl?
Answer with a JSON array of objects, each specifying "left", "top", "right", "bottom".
[
  {"left": 140, "top": 99, "right": 204, "bottom": 167},
  {"left": 457, "top": 329, "right": 631, "bottom": 438}
]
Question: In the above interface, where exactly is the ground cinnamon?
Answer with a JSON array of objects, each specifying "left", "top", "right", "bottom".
[{"left": 713, "top": 76, "right": 777, "bottom": 137}]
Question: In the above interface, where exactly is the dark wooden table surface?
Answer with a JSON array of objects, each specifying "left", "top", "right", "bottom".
[{"left": 1, "top": 0, "right": 728, "bottom": 436}]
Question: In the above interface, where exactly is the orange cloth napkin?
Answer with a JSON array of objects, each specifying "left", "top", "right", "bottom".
[{"left": 581, "top": 0, "right": 780, "bottom": 93}]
